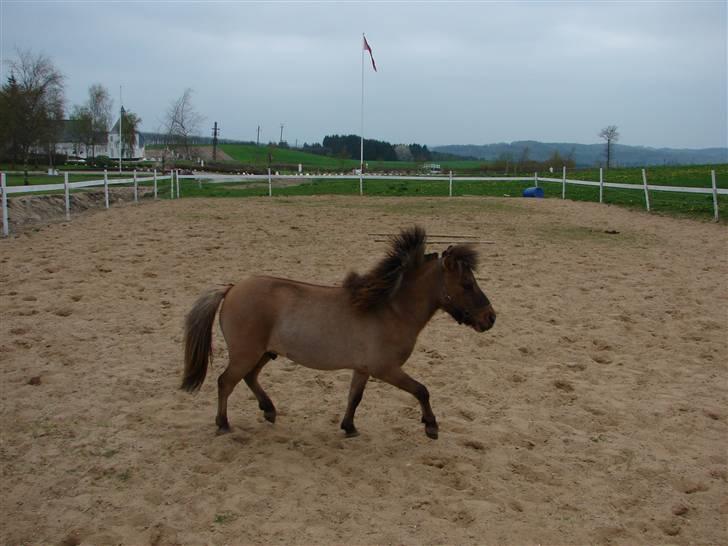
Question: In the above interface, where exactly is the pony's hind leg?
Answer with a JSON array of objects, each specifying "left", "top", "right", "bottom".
[
  {"left": 340, "top": 370, "right": 370, "bottom": 437},
  {"left": 244, "top": 353, "right": 277, "bottom": 423},
  {"left": 216, "top": 350, "right": 262, "bottom": 433}
]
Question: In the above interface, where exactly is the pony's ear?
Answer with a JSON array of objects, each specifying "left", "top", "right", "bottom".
[
  {"left": 442, "top": 246, "right": 457, "bottom": 271},
  {"left": 425, "top": 252, "right": 439, "bottom": 261}
]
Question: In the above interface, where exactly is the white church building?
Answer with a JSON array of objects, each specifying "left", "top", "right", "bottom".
[{"left": 54, "top": 115, "right": 145, "bottom": 160}]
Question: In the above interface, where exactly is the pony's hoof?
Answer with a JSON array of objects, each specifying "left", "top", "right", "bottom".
[
  {"left": 344, "top": 429, "right": 360, "bottom": 438},
  {"left": 264, "top": 411, "right": 276, "bottom": 424},
  {"left": 215, "top": 416, "right": 230, "bottom": 434},
  {"left": 425, "top": 426, "right": 439, "bottom": 440}
]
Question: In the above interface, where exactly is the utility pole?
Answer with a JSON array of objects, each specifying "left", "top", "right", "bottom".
[
  {"left": 279, "top": 123, "right": 284, "bottom": 144},
  {"left": 212, "top": 122, "right": 219, "bottom": 160},
  {"left": 257, "top": 125, "right": 260, "bottom": 146}
]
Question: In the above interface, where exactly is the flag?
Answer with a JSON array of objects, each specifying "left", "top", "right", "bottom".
[{"left": 363, "top": 35, "right": 377, "bottom": 72}]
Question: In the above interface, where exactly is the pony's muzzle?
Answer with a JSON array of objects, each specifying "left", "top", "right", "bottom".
[{"left": 475, "top": 306, "right": 496, "bottom": 332}]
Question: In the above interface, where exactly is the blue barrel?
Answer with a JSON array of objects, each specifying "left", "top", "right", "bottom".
[{"left": 522, "top": 186, "right": 544, "bottom": 198}]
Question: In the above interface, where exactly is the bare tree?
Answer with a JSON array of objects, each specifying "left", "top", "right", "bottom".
[
  {"left": 599, "top": 125, "right": 620, "bottom": 169},
  {"left": 87, "top": 84, "right": 112, "bottom": 158},
  {"left": 3, "top": 48, "right": 65, "bottom": 177},
  {"left": 394, "top": 144, "right": 413, "bottom": 161},
  {"left": 164, "top": 88, "right": 204, "bottom": 160}
]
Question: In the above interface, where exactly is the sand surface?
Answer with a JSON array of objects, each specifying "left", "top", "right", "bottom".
[{"left": 1, "top": 195, "right": 727, "bottom": 545}]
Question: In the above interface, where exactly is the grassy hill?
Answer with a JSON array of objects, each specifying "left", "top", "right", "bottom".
[
  {"left": 219, "top": 144, "right": 490, "bottom": 172},
  {"left": 434, "top": 141, "right": 728, "bottom": 168},
  {"left": 150, "top": 143, "right": 728, "bottom": 178}
]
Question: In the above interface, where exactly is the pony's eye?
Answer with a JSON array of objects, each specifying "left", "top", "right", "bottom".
[{"left": 463, "top": 282, "right": 474, "bottom": 291}]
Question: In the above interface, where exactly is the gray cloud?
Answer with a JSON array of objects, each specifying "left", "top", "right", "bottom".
[{"left": 2, "top": 1, "right": 725, "bottom": 148}]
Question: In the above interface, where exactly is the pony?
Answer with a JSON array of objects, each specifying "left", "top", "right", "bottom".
[{"left": 182, "top": 226, "right": 496, "bottom": 439}]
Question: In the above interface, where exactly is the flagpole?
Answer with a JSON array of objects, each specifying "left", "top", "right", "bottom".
[
  {"left": 359, "top": 33, "right": 365, "bottom": 196},
  {"left": 119, "top": 86, "right": 122, "bottom": 173}
]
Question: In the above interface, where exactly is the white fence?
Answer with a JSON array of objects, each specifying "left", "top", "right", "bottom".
[
  {"left": 181, "top": 167, "right": 725, "bottom": 221},
  {"left": 2, "top": 167, "right": 724, "bottom": 237},
  {"left": 1, "top": 169, "right": 179, "bottom": 237}
]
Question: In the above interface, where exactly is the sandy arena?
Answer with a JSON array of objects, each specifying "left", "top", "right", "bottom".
[{"left": 1, "top": 195, "right": 726, "bottom": 545}]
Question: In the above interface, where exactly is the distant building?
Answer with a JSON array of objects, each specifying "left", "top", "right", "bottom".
[
  {"left": 50, "top": 115, "right": 145, "bottom": 160},
  {"left": 422, "top": 163, "right": 441, "bottom": 174}
]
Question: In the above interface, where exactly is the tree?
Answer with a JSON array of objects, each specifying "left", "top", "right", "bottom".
[
  {"left": 87, "top": 84, "right": 112, "bottom": 158},
  {"left": 599, "top": 125, "right": 620, "bottom": 169},
  {"left": 69, "top": 104, "right": 93, "bottom": 156},
  {"left": 120, "top": 107, "right": 141, "bottom": 159},
  {"left": 516, "top": 146, "right": 531, "bottom": 173},
  {"left": 0, "top": 74, "right": 23, "bottom": 165},
  {"left": 1, "top": 49, "right": 65, "bottom": 175},
  {"left": 164, "top": 88, "right": 204, "bottom": 160},
  {"left": 394, "top": 144, "right": 413, "bottom": 161}
]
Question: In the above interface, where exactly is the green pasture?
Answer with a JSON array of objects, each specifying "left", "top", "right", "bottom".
[
  {"left": 2, "top": 172, "right": 177, "bottom": 198},
  {"left": 556, "top": 164, "right": 727, "bottom": 188},
  {"left": 4, "top": 173, "right": 134, "bottom": 187},
  {"left": 219, "top": 144, "right": 490, "bottom": 172},
  {"left": 174, "top": 170, "right": 726, "bottom": 222},
  {"left": 3, "top": 162, "right": 726, "bottom": 221}
]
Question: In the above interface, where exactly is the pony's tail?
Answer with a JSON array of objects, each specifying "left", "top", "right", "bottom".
[{"left": 181, "top": 285, "right": 233, "bottom": 393}]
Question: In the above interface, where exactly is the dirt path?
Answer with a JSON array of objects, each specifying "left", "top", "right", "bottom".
[{"left": 1, "top": 196, "right": 726, "bottom": 545}]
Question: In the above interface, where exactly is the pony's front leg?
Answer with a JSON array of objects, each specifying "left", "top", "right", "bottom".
[
  {"left": 377, "top": 368, "right": 438, "bottom": 439},
  {"left": 340, "top": 370, "right": 370, "bottom": 437}
]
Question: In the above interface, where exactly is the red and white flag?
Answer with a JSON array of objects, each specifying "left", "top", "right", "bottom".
[{"left": 363, "top": 35, "right": 377, "bottom": 72}]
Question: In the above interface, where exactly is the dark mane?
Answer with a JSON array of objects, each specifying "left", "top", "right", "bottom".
[
  {"left": 444, "top": 244, "right": 478, "bottom": 271},
  {"left": 344, "top": 226, "right": 427, "bottom": 311}
]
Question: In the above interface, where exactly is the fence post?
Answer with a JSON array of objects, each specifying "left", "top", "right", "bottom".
[
  {"left": 711, "top": 169, "right": 719, "bottom": 222},
  {"left": 133, "top": 169, "right": 138, "bottom": 203},
  {"left": 153, "top": 169, "right": 158, "bottom": 199},
  {"left": 1, "top": 172, "right": 8, "bottom": 237},
  {"left": 64, "top": 171, "right": 71, "bottom": 221},
  {"left": 642, "top": 169, "right": 650, "bottom": 212},
  {"left": 449, "top": 170, "right": 453, "bottom": 197},
  {"left": 268, "top": 168, "right": 272, "bottom": 197},
  {"left": 104, "top": 169, "right": 109, "bottom": 208},
  {"left": 561, "top": 165, "right": 566, "bottom": 199},
  {"left": 599, "top": 167, "right": 604, "bottom": 203},
  {"left": 359, "top": 172, "right": 363, "bottom": 196},
  {"left": 176, "top": 170, "right": 180, "bottom": 198},
  {"left": 534, "top": 171, "right": 538, "bottom": 188},
  {"left": 170, "top": 170, "right": 174, "bottom": 199}
]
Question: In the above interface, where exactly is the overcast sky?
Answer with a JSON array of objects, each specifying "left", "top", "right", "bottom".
[{"left": 1, "top": 1, "right": 726, "bottom": 149}]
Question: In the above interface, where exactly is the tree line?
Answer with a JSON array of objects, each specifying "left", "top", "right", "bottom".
[
  {"left": 301, "top": 135, "right": 434, "bottom": 163},
  {"left": 0, "top": 48, "right": 212, "bottom": 173}
]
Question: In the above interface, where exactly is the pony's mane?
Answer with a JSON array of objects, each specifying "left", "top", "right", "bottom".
[
  {"left": 344, "top": 226, "right": 427, "bottom": 311},
  {"left": 444, "top": 244, "right": 478, "bottom": 271}
]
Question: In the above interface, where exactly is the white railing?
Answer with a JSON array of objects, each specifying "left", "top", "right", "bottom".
[
  {"left": 1, "top": 169, "right": 179, "bottom": 237},
  {"left": 181, "top": 168, "right": 725, "bottom": 221},
  {"left": 2, "top": 167, "right": 724, "bottom": 237}
]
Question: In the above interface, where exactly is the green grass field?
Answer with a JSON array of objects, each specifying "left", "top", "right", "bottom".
[
  {"left": 211, "top": 144, "right": 489, "bottom": 172},
  {"left": 555, "top": 164, "right": 727, "bottom": 188},
  {"left": 3, "top": 161, "right": 726, "bottom": 222},
  {"left": 4, "top": 173, "right": 135, "bottom": 187},
  {"left": 173, "top": 167, "right": 726, "bottom": 222}
]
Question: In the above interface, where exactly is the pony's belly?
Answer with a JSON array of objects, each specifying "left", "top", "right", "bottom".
[
  {"left": 269, "top": 319, "right": 377, "bottom": 372},
  {"left": 270, "top": 337, "right": 369, "bottom": 372}
]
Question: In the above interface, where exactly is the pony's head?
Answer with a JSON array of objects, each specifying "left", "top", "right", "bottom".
[{"left": 439, "top": 245, "right": 496, "bottom": 332}]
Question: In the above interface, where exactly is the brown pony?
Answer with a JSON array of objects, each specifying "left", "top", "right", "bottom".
[{"left": 182, "top": 226, "right": 496, "bottom": 439}]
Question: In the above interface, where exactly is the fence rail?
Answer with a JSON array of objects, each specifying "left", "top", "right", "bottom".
[
  {"left": 1, "top": 169, "right": 177, "bottom": 237},
  {"left": 2, "top": 167, "right": 724, "bottom": 237}
]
